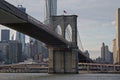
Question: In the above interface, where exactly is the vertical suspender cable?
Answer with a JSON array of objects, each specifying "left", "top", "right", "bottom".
[{"left": 77, "top": 30, "right": 84, "bottom": 51}]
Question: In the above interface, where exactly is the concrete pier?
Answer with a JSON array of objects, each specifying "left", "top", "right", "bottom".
[{"left": 48, "top": 47, "right": 78, "bottom": 74}]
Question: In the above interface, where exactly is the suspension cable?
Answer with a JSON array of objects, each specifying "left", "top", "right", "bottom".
[{"left": 77, "top": 30, "right": 84, "bottom": 51}]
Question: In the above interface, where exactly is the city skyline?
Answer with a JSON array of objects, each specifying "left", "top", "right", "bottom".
[{"left": 1, "top": 0, "right": 120, "bottom": 59}]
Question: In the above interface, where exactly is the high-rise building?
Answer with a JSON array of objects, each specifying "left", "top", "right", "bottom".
[
  {"left": 0, "top": 40, "right": 22, "bottom": 64},
  {"left": 116, "top": 8, "right": 120, "bottom": 64},
  {"left": 0, "top": 41, "right": 9, "bottom": 63},
  {"left": 7, "top": 41, "right": 22, "bottom": 64},
  {"left": 1, "top": 29, "right": 10, "bottom": 41},
  {"left": 104, "top": 46, "right": 110, "bottom": 63},
  {"left": 16, "top": 32, "right": 25, "bottom": 50},
  {"left": 101, "top": 43, "right": 105, "bottom": 61},
  {"left": 113, "top": 39, "right": 117, "bottom": 64},
  {"left": 26, "top": 37, "right": 48, "bottom": 62},
  {"left": 101, "top": 43, "right": 113, "bottom": 64},
  {"left": 24, "top": 43, "right": 31, "bottom": 58},
  {"left": 16, "top": 5, "right": 26, "bottom": 55},
  {"left": 45, "top": 0, "right": 57, "bottom": 25}
]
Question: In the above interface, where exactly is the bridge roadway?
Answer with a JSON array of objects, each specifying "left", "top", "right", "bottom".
[
  {"left": 0, "top": 0, "right": 68, "bottom": 46},
  {"left": 0, "top": 63, "right": 120, "bottom": 73},
  {"left": 0, "top": 0, "right": 93, "bottom": 63}
]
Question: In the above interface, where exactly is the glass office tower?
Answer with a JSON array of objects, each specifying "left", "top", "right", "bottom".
[
  {"left": 16, "top": 5, "right": 26, "bottom": 54},
  {"left": 1, "top": 29, "right": 10, "bottom": 41}
]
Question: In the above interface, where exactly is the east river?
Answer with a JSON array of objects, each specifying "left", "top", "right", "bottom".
[{"left": 0, "top": 73, "right": 120, "bottom": 80}]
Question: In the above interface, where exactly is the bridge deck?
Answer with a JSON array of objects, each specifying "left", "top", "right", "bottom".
[{"left": 0, "top": 0, "right": 69, "bottom": 46}]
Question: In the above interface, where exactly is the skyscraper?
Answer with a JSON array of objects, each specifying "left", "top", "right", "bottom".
[
  {"left": 8, "top": 41, "right": 22, "bottom": 64},
  {"left": 1, "top": 29, "right": 10, "bottom": 41},
  {"left": 16, "top": 5, "right": 26, "bottom": 54},
  {"left": 116, "top": 8, "right": 120, "bottom": 64},
  {"left": 45, "top": 0, "right": 57, "bottom": 25},
  {"left": 0, "top": 41, "right": 9, "bottom": 63},
  {"left": 101, "top": 43, "right": 105, "bottom": 61},
  {"left": 113, "top": 39, "right": 117, "bottom": 64},
  {"left": 16, "top": 32, "right": 25, "bottom": 50},
  {"left": 101, "top": 43, "right": 113, "bottom": 64}
]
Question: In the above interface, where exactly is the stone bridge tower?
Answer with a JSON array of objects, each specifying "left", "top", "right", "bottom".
[{"left": 48, "top": 15, "right": 78, "bottom": 74}]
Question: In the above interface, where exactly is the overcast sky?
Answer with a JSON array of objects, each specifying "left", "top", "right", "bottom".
[{"left": 1, "top": 0, "right": 120, "bottom": 59}]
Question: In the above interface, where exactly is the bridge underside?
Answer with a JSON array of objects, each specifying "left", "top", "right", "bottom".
[{"left": 78, "top": 51, "right": 93, "bottom": 63}]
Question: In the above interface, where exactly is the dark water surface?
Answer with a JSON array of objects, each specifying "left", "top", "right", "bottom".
[{"left": 0, "top": 73, "right": 120, "bottom": 80}]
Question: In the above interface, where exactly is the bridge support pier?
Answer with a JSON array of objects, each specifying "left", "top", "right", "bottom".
[{"left": 48, "top": 47, "right": 78, "bottom": 74}]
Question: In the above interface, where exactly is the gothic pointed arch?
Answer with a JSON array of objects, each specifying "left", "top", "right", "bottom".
[
  {"left": 65, "top": 24, "right": 72, "bottom": 42},
  {"left": 55, "top": 25, "right": 62, "bottom": 35},
  {"left": 50, "top": 15, "right": 78, "bottom": 47}
]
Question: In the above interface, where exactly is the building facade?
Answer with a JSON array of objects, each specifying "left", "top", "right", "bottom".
[
  {"left": 84, "top": 50, "right": 90, "bottom": 58},
  {"left": 7, "top": 41, "right": 22, "bottom": 64},
  {"left": 0, "top": 41, "right": 9, "bottom": 64},
  {"left": 116, "top": 8, "right": 120, "bottom": 64},
  {"left": 101, "top": 43, "right": 113, "bottom": 64},
  {"left": 16, "top": 5, "right": 26, "bottom": 57},
  {"left": 0, "top": 41, "right": 22, "bottom": 64},
  {"left": 24, "top": 38, "right": 48, "bottom": 63},
  {"left": 1, "top": 29, "right": 10, "bottom": 41},
  {"left": 101, "top": 43, "right": 105, "bottom": 61},
  {"left": 113, "top": 39, "right": 117, "bottom": 64},
  {"left": 16, "top": 32, "right": 25, "bottom": 51}
]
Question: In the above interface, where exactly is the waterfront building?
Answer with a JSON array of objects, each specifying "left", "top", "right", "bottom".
[{"left": 1, "top": 29, "right": 10, "bottom": 41}]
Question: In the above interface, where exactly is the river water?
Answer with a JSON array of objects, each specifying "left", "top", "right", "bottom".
[{"left": 0, "top": 73, "right": 120, "bottom": 80}]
